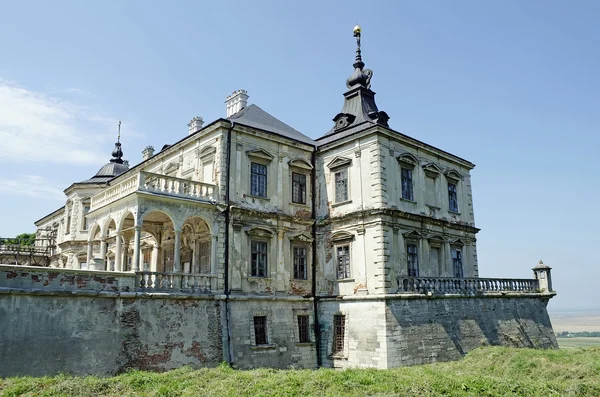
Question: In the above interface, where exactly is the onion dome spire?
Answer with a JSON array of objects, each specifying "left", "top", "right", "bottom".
[
  {"left": 346, "top": 25, "right": 373, "bottom": 89},
  {"left": 110, "top": 120, "right": 124, "bottom": 164}
]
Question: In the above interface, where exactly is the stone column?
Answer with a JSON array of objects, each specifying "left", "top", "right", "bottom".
[
  {"left": 210, "top": 235, "right": 217, "bottom": 274},
  {"left": 100, "top": 238, "right": 107, "bottom": 270},
  {"left": 444, "top": 242, "right": 453, "bottom": 277},
  {"left": 122, "top": 242, "right": 129, "bottom": 271},
  {"left": 132, "top": 226, "right": 141, "bottom": 272},
  {"left": 86, "top": 242, "right": 93, "bottom": 266},
  {"left": 152, "top": 244, "right": 159, "bottom": 272},
  {"left": 420, "top": 238, "right": 430, "bottom": 277},
  {"left": 115, "top": 233, "right": 122, "bottom": 272},
  {"left": 276, "top": 229, "right": 285, "bottom": 292},
  {"left": 173, "top": 229, "right": 182, "bottom": 272}
]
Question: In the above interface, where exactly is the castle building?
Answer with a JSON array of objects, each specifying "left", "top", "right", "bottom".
[{"left": 25, "top": 27, "right": 556, "bottom": 371}]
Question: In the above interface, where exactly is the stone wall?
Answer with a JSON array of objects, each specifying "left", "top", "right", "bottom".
[
  {"left": 318, "top": 295, "right": 557, "bottom": 369},
  {"left": 227, "top": 297, "right": 317, "bottom": 370},
  {"left": 0, "top": 292, "right": 223, "bottom": 377}
]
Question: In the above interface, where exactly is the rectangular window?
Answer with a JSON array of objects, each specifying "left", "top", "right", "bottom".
[
  {"left": 430, "top": 247, "right": 442, "bottom": 276},
  {"left": 298, "top": 315, "right": 310, "bottom": 343},
  {"left": 293, "top": 246, "right": 307, "bottom": 279},
  {"left": 65, "top": 214, "right": 71, "bottom": 235},
  {"left": 251, "top": 241, "right": 267, "bottom": 277},
  {"left": 452, "top": 249, "right": 463, "bottom": 278},
  {"left": 333, "top": 315, "right": 345, "bottom": 354},
  {"left": 251, "top": 162, "right": 267, "bottom": 197},
  {"left": 407, "top": 243, "right": 419, "bottom": 277},
  {"left": 401, "top": 168, "right": 413, "bottom": 201},
  {"left": 253, "top": 316, "right": 268, "bottom": 345},
  {"left": 82, "top": 205, "right": 90, "bottom": 231},
  {"left": 143, "top": 250, "right": 151, "bottom": 270},
  {"left": 199, "top": 241, "right": 211, "bottom": 273},
  {"left": 334, "top": 169, "right": 348, "bottom": 203},
  {"left": 336, "top": 245, "right": 350, "bottom": 279},
  {"left": 292, "top": 172, "right": 307, "bottom": 204},
  {"left": 448, "top": 183, "right": 458, "bottom": 212}
]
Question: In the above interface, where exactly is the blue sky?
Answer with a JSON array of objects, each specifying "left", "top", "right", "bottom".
[{"left": 1, "top": 1, "right": 598, "bottom": 310}]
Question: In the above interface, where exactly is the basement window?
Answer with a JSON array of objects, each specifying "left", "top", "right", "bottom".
[
  {"left": 253, "top": 316, "right": 268, "bottom": 345},
  {"left": 298, "top": 315, "right": 310, "bottom": 343},
  {"left": 333, "top": 315, "right": 345, "bottom": 354}
]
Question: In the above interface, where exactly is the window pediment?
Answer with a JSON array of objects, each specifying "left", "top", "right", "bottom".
[
  {"left": 397, "top": 152, "right": 419, "bottom": 168},
  {"left": 427, "top": 234, "right": 445, "bottom": 243},
  {"left": 450, "top": 238, "right": 466, "bottom": 246},
  {"left": 245, "top": 226, "right": 274, "bottom": 237},
  {"left": 289, "top": 158, "right": 313, "bottom": 170},
  {"left": 402, "top": 229, "right": 422, "bottom": 239},
  {"left": 444, "top": 169, "right": 462, "bottom": 182},
  {"left": 422, "top": 162, "right": 442, "bottom": 178},
  {"left": 247, "top": 148, "right": 274, "bottom": 162},
  {"left": 331, "top": 230, "right": 354, "bottom": 243},
  {"left": 199, "top": 146, "right": 216, "bottom": 160},
  {"left": 327, "top": 156, "right": 352, "bottom": 170},
  {"left": 289, "top": 232, "right": 313, "bottom": 243},
  {"left": 163, "top": 161, "right": 180, "bottom": 175}
]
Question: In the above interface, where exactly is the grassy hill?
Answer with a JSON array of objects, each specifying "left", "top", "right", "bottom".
[{"left": 1, "top": 346, "right": 599, "bottom": 397}]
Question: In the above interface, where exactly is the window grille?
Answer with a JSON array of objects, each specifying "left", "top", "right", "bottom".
[
  {"left": 251, "top": 162, "right": 267, "bottom": 197},
  {"left": 253, "top": 316, "right": 267, "bottom": 345},
  {"left": 298, "top": 315, "right": 310, "bottom": 343},
  {"left": 292, "top": 172, "right": 307, "bottom": 204},
  {"left": 293, "top": 246, "right": 307, "bottom": 279},
  {"left": 452, "top": 249, "right": 463, "bottom": 278},
  {"left": 448, "top": 183, "right": 458, "bottom": 212},
  {"left": 251, "top": 241, "right": 267, "bottom": 277},
  {"left": 407, "top": 243, "right": 419, "bottom": 277},
  {"left": 401, "top": 168, "right": 413, "bottom": 201},
  {"left": 336, "top": 245, "right": 350, "bottom": 279},
  {"left": 334, "top": 169, "right": 348, "bottom": 203},
  {"left": 333, "top": 315, "right": 345, "bottom": 353}
]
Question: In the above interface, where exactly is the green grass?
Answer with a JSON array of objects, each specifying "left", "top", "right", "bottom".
[
  {"left": 1, "top": 347, "right": 600, "bottom": 397},
  {"left": 558, "top": 337, "right": 600, "bottom": 349}
]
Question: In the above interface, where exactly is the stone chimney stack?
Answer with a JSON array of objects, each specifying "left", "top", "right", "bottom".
[
  {"left": 142, "top": 145, "right": 155, "bottom": 161},
  {"left": 225, "top": 89, "right": 249, "bottom": 118},
  {"left": 187, "top": 117, "right": 204, "bottom": 135}
]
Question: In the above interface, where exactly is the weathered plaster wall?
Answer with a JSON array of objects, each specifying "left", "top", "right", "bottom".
[
  {"left": 0, "top": 293, "right": 223, "bottom": 377},
  {"left": 228, "top": 298, "right": 317, "bottom": 370},
  {"left": 319, "top": 295, "right": 557, "bottom": 369}
]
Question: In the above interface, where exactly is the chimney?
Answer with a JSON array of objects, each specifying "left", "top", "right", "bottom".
[
  {"left": 142, "top": 145, "right": 155, "bottom": 161},
  {"left": 187, "top": 117, "right": 204, "bottom": 135},
  {"left": 225, "top": 89, "right": 249, "bottom": 118}
]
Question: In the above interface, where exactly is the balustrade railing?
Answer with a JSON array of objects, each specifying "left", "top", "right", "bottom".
[
  {"left": 397, "top": 276, "right": 540, "bottom": 295},
  {"left": 136, "top": 271, "right": 215, "bottom": 294},
  {"left": 90, "top": 174, "right": 140, "bottom": 210},
  {"left": 139, "top": 172, "right": 216, "bottom": 201},
  {"left": 90, "top": 171, "right": 218, "bottom": 211}
]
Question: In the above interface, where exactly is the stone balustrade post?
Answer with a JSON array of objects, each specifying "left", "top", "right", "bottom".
[{"left": 532, "top": 260, "right": 553, "bottom": 293}]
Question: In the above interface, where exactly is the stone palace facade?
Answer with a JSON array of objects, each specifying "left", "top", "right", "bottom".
[{"left": 11, "top": 27, "right": 556, "bottom": 373}]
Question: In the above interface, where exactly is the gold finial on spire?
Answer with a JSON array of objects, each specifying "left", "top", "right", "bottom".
[
  {"left": 118, "top": 120, "right": 121, "bottom": 143},
  {"left": 353, "top": 25, "right": 362, "bottom": 36}
]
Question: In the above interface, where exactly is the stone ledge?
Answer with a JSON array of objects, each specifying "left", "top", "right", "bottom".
[{"left": 0, "top": 287, "right": 217, "bottom": 300}]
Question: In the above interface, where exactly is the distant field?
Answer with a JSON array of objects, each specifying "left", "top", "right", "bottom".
[
  {"left": 549, "top": 311, "right": 600, "bottom": 333},
  {"left": 557, "top": 337, "right": 600, "bottom": 349}
]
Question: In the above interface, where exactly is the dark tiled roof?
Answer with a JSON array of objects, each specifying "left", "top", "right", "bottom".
[
  {"left": 229, "top": 104, "right": 315, "bottom": 145},
  {"left": 78, "top": 161, "right": 129, "bottom": 184}
]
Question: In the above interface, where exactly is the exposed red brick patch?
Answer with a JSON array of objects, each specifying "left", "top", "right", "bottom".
[
  {"left": 185, "top": 341, "right": 207, "bottom": 362},
  {"left": 6, "top": 271, "right": 18, "bottom": 279}
]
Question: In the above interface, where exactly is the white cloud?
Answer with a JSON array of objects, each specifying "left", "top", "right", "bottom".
[
  {"left": 0, "top": 175, "right": 65, "bottom": 200},
  {"left": 0, "top": 80, "right": 137, "bottom": 165}
]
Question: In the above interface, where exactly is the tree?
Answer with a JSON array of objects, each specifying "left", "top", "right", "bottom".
[{"left": 0, "top": 233, "right": 36, "bottom": 246}]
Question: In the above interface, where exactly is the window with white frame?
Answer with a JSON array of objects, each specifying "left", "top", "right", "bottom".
[
  {"left": 336, "top": 244, "right": 351, "bottom": 279},
  {"left": 292, "top": 172, "right": 307, "bottom": 204},
  {"left": 250, "top": 240, "right": 268, "bottom": 277},
  {"left": 407, "top": 243, "right": 419, "bottom": 276},
  {"left": 250, "top": 162, "right": 267, "bottom": 197},
  {"left": 293, "top": 246, "right": 307, "bottom": 279},
  {"left": 401, "top": 167, "right": 413, "bottom": 201},
  {"left": 82, "top": 203, "right": 90, "bottom": 231},
  {"left": 334, "top": 169, "right": 349, "bottom": 203},
  {"left": 448, "top": 182, "right": 458, "bottom": 212}
]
